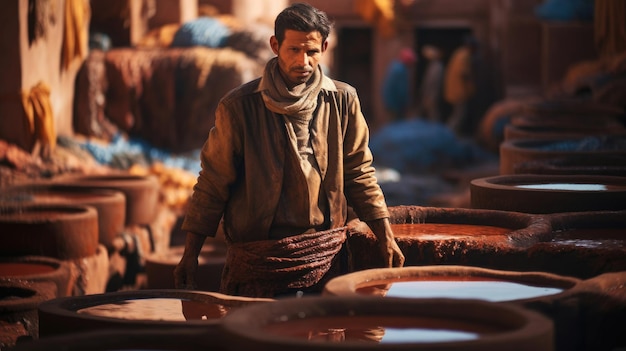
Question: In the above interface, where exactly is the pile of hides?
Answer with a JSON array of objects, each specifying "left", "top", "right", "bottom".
[{"left": 73, "top": 46, "right": 262, "bottom": 152}]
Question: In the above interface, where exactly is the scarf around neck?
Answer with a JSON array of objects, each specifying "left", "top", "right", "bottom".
[{"left": 261, "top": 57, "right": 324, "bottom": 121}]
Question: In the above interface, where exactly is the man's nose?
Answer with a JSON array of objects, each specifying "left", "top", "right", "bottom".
[{"left": 297, "top": 52, "right": 310, "bottom": 66}]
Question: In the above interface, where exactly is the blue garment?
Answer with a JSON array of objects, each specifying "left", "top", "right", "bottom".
[
  {"left": 382, "top": 60, "right": 411, "bottom": 119},
  {"left": 171, "top": 17, "right": 231, "bottom": 48}
]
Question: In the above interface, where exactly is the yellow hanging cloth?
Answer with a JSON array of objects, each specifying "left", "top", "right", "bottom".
[
  {"left": 62, "top": 0, "right": 89, "bottom": 70},
  {"left": 354, "top": 0, "right": 397, "bottom": 37},
  {"left": 21, "top": 82, "right": 56, "bottom": 152}
]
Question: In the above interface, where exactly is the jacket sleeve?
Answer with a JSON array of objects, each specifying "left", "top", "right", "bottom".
[
  {"left": 181, "top": 100, "right": 243, "bottom": 237},
  {"left": 342, "top": 92, "right": 390, "bottom": 222}
]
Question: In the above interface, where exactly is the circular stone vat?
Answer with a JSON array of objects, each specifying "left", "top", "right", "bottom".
[
  {"left": 0, "top": 280, "right": 56, "bottom": 348},
  {"left": 220, "top": 295, "right": 554, "bottom": 351},
  {"left": 0, "top": 256, "right": 73, "bottom": 297},
  {"left": 1, "top": 184, "right": 126, "bottom": 249},
  {"left": 470, "top": 174, "right": 626, "bottom": 214},
  {"left": 52, "top": 173, "right": 159, "bottom": 226},
  {"left": 523, "top": 210, "right": 626, "bottom": 280},
  {"left": 322, "top": 266, "right": 582, "bottom": 351},
  {"left": 0, "top": 205, "right": 99, "bottom": 260},
  {"left": 37, "top": 289, "right": 273, "bottom": 337},
  {"left": 510, "top": 153, "right": 626, "bottom": 177},
  {"left": 347, "top": 206, "right": 552, "bottom": 269},
  {"left": 323, "top": 265, "right": 578, "bottom": 303},
  {"left": 145, "top": 243, "right": 227, "bottom": 292},
  {"left": 503, "top": 122, "right": 626, "bottom": 143},
  {"left": 499, "top": 135, "right": 626, "bottom": 175},
  {"left": 10, "top": 328, "right": 221, "bottom": 351}
]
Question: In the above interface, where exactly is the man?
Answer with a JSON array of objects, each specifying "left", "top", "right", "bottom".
[
  {"left": 444, "top": 35, "right": 480, "bottom": 136},
  {"left": 174, "top": 3, "right": 404, "bottom": 298},
  {"left": 418, "top": 45, "right": 445, "bottom": 123},
  {"left": 382, "top": 47, "right": 417, "bottom": 121}
]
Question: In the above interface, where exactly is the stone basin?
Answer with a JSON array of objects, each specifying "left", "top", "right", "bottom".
[{"left": 219, "top": 295, "right": 554, "bottom": 351}]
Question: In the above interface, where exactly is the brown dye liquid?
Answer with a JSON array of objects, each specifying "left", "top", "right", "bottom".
[
  {"left": 260, "top": 315, "right": 502, "bottom": 344},
  {"left": 552, "top": 228, "right": 626, "bottom": 249},
  {"left": 514, "top": 183, "right": 625, "bottom": 191},
  {"left": 391, "top": 223, "right": 510, "bottom": 240},
  {"left": 0, "top": 210, "right": 72, "bottom": 220},
  {"left": 77, "top": 298, "right": 229, "bottom": 321},
  {"left": 356, "top": 276, "right": 563, "bottom": 302},
  {"left": 0, "top": 262, "right": 56, "bottom": 276},
  {"left": 32, "top": 192, "right": 102, "bottom": 202}
]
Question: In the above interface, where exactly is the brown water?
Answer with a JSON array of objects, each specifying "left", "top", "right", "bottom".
[
  {"left": 261, "top": 315, "right": 503, "bottom": 344},
  {"left": 0, "top": 210, "right": 74, "bottom": 220},
  {"left": 32, "top": 192, "right": 102, "bottom": 202},
  {"left": 0, "top": 262, "right": 56, "bottom": 276},
  {"left": 551, "top": 228, "right": 626, "bottom": 249},
  {"left": 390, "top": 223, "right": 511, "bottom": 242},
  {"left": 514, "top": 183, "right": 624, "bottom": 191},
  {"left": 77, "top": 298, "right": 229, "bottom": 321},
  {"left": 356, "top": 276, "right": 563, "bottom": 302}
]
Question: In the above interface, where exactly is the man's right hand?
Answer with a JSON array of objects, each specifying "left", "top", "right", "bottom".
[
  {"left": 173, "top": 232, "right": 207, "bottom": 290},
  {"left": 173, "top": 254, "right": 199, "bottom": 290}
]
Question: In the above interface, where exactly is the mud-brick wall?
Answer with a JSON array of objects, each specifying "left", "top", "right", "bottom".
[{"left": 0, "top": 0, "right": 89, "bottom": 152}]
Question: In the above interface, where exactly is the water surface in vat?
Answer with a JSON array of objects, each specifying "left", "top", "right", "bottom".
[
  {"left": 77, "top": 298, "right": 228, "bottom": 321},
  {"left": 32, "top": 192, "right": 106, "bottom": 202},
  {"left": 551, "top": 228, "right": 626, "bottom": 249},
  {"left": 260, "top": 315, "right": 494, "bottom": 344},
  {"left": 356, "top": 276, "right": 563, "bottom": 302},
  {"left": 0, "top": 210, "right": 78, "bottom": 220},
  {"left": 0, "top": 262, "right": 56, "bottom": 276},
  {"left": 514, "top": 183, "right": 623, "bottom": 191},
  {"left": 391, "top": 223, "right": 511, "bottom": 236}
]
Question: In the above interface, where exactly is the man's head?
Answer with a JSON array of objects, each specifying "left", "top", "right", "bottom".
[
  {"left": 398, "top": 47, "right": 417, "bottom": 65},
  {"left": 270, "top": 3, "right": 333, "bottom": 87}
]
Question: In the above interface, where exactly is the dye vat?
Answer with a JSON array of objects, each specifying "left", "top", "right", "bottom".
[
  {"left": 1, "top": 184, "right": 126, "bottom": 248},
  {"left": 145, "top": 242, "right": 227, "bottom": 292},
  {"left": 323, "top": 265, "right": 626, "bottom": 351},
  {"left": 323, "top": 265, "right": 577, "bottom": 303},
  {"left": 0, "top": 256, "right": 73, "bottom": 297},
  {"left": 0, "top": 280, "right": 56, "bottom": 349},
  {"left": 10, "top": 328, "right": 224, "bottom": 351},
  {"left": 347, "top": 205, "right": 552, "bottom": 269},
  {"left": 470, "top": 174, "right": 626, "bottom": 214},
  {"left": 0, "top": 205, "right": 99, "bottom": 260},
  {"left": 520, "top": 210, "right": 626, "bottom": 280},
  {"left": 220, "top": 295, "right": 554, "bottom": 351},
  {"left": 499, "top": 135, "right": 626, "bottom": 175},
  {"left": 504, "top": 122, "right": 626, "bottom": 143},
  {"left": 51, "top": 173, "right": 159, "bottom": 226},
  {"left": 511, "top": 154, "right": 626, "bottom": 177},
  {"left": 37, "top": 289, "right": 273, "bottom": 337}
]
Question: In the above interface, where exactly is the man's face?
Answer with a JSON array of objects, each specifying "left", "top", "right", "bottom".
[{"left": 270, "top": 29, "right": 328, "bottom": 88}]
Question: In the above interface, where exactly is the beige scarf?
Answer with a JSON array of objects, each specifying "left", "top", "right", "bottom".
[{"left": 260, "top": 57, "right": 324, "bottom": 120}]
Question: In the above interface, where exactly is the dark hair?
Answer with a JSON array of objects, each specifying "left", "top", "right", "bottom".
[{"left": 274, "top": 3, "right": 333, "bottom": 45}]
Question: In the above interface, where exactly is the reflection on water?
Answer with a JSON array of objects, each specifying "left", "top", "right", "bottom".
[
  {"left": 262, "top": 315, "right": 493, "bottom": 344},
  {"left": 390, "top": 223, "right": 511, "bottom": 239},
  {"left": 380, "top": 328, "right": 477, "bottom": 343},
  {"left": 514, "top": 183, "right": 608, "bottom": 191},
  {"left": 552, "top": 228, "right": 626, "bottom": 249},
  {"left": 77, "top": 298, "right": 228, "bottom": 321},
  {"left": 357, "top": 277, "right": 563, "bottom": 302}
]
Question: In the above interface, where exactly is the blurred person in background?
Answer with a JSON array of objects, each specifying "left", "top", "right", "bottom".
[{"left": 382, "top": 47, "right": 417, "bottom": 121}]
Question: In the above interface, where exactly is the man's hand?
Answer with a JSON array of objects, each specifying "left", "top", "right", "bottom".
[
  {"left": 174, "top": 253, "right": 199, "bottom": 290},
  {"left": 173, "top": 232, "right": 207, "bottom": 290},
  {"left": 366, "top": 218, "right": 405, "bottom": 267}
]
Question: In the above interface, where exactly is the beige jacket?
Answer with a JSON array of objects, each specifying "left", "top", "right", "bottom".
[{"left": 181, "top": 75, "right": 389, "bottom": 243}]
